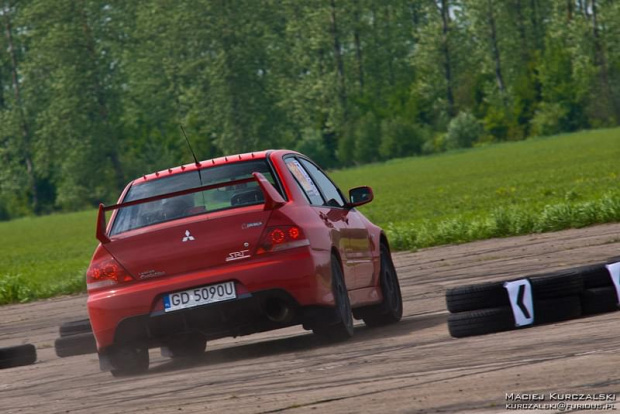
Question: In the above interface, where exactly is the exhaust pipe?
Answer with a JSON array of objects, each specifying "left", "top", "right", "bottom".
[{"left": 264, "top": 299, "right": 293, "bottom": 324}]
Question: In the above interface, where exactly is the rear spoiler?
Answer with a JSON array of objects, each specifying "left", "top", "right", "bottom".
[{"left": 96, "top": 172, "right": 285, "bottom": 244}]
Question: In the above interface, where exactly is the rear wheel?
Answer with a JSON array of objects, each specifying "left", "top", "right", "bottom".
[
  {"left": 109, "top": 345, "right": 149, "bottom": 377},
  {"left": 363, "top": 244, "right": 403, "bottom": 327},
  {"left": 163, "top": 335, "right": 206, "bottom": 359},
  {"left": 313, "top": 255, "right": 354, "bottom": 341}
]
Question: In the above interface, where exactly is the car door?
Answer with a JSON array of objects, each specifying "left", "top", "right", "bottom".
[
  {"left": 284, "top": 157, "right": 354, "bottom": 287},
  {"left": 341, "top": 210, "right": 375, "bottom": 287},
  {"left": 296, "top": 158, "right": 373, "bottom": 290}
]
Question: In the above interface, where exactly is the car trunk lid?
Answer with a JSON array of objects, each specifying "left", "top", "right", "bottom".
[
  {"left": 104, "top": 206, "right": 271, "bottom": 279},
  {"left": 96, "top": 172, "right": 285, "bottom": 280}
]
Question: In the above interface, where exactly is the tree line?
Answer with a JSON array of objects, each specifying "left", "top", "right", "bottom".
[{"left": 1, "top": 0, "right": 619, "bottom": 219}]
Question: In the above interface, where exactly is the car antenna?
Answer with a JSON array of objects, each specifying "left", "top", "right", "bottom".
[
  {"left": 181, "top": 125, "right": 201, "bottom": 167},
  {"left": 180, "top": 125, "right": 207, "bottom": 207}
]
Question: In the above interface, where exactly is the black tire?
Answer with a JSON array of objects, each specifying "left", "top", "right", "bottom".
[
  {"left": 59, "top": 318, "right": 92, "bottom": 337},
  {"left": 362, "top": 244, "right": 403, "bottom": 327},
  {"left": 534, "top": 296, "right": 582, "bottom": 325},
  {"left": 447, "top": 307, "right": 517, "bottom": 338},
  {"left": 164, "top": 335, "right": 207, "bottom": 359},
  {"left": 606, "top": 256, "right": 620, "bottom": 265},
  {"left": 55, "top": 332, "right": 97, "bottom": 358},
  {"left": 445, "top": 281, "right": 509, "bottom": 313},
  {"left": 313, "top": 255, "right": 354, "bottom": 341},
  {"left": 530, "top": 272, "right": 583, "bottom": 299},
  {"left": 109, "top": 345, "right": 149, "bottom": 377},
  {"left": 0, "top": 344, "right": 37, "bottom": 369},
  {"left": 581, "top": 287, "right": 618, "bottom": 315},
  {"left": 575, "top": 264, "right": 615, "bottom": 289}
]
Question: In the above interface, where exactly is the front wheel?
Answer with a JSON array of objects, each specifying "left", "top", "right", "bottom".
[
  {"left": 363, "top": 244, "right": 403, "bottom": 327},
  {"left": 313, "top": 255, "right": 354, "bottom": 341}
]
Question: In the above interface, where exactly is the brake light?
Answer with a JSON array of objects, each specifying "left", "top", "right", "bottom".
[
  {"left": 257, "top": 226, "right": 309, "bottom": 254},
  {"left": 288, "top": 227, "right": 300, "bottom": 239},
  {"left": 271, "top": 229, "right": 285, "bottom": 244},
  {"left": 86, "top": 254, "right": 134, "bottom": 291}
]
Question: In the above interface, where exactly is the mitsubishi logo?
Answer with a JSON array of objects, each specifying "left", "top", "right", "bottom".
[{"left": 182, "top": 230, "right": 195, "bottom": 242}]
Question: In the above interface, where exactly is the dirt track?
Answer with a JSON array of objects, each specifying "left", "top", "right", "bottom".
[{"left": 2, "top": 223, "right": 620, "bottom": 414}]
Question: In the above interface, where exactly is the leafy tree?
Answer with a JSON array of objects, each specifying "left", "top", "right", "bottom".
[
  {"left": 379, "top": 117, "right": 427, "bottom": 159},
  {"left": 412, "top": 0, "right": 472, "bottom": 128},
  {"left": 1, "top": 0, "right": 620, "bottom": 220},
  {"left": 1, "top": 0, "right": 40, "bottom": 214},
  {"left": 20, "top": 0, "right": 126, "bottom": 209},
  {"left": 445, "top": 112, "right": 483, "bottom": 149}
]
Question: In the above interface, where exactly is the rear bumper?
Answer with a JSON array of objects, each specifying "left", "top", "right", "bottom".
[
  {"left": 88, "top": 246, "right": 333, "bottom": 350},
  {"left": 106, "top": 289, "right": 335, "bottom": 345}
]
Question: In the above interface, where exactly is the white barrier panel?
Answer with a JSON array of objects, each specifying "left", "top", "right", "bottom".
[
  {"left": 605, "top": 262, "right": 620, "bottom": 304},
  {"left": 504, "top": 279, "right": 534, "bottom": 327}
]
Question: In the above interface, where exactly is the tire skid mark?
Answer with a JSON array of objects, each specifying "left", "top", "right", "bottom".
[
  {"left": 2, "top": 224, "right": 620, "bottom": 414},
  {"left": 255, "top": 357, "right": 567, "bottom": 413},
  {"left": 54, "top": 340, "right": 620, "bottom": 414},
  {"left": 257, "top": 348, "right": 620, "bottom": 413}
]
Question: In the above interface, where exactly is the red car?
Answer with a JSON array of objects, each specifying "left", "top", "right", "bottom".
[{"left": 87, "top": 150, "right": 402, "bottom": 376}]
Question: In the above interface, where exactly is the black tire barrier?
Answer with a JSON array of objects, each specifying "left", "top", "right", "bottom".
[
  {"left": 55, "top": 333, "right": 97, "bottom": 358},
  {"left": 446, "top": 256, "right": 620, "bottom": 338},
  {"left": 0, "top": 344, "right": 37, "bottom": 369},
  {"left": 533, "top": 296, "right": 582, "bottom": 325},
  {"left": 606, "top": 256, "right": 620, "bottom": 265},
  {"left": 447, "top": 296, "right": 583, "bottom": 338},
  {"left": 59, "top": 319, "right": 92, "bottom": 337},
  {"left": 579, "top": 264, "right": 617, "bottom": 289},
  {"left": 581, "top": 287, "right": 618, "bottom": 316},
  {"left": 529, "top": 272, "right": 583, "bottom": 299},
  {"left": 447, "top": 307, "right": 516, "bottom": 338},
  {"left": 445, "top": 268, "right": 585, "bottom": 314},
  {"left": 445, "top": 281, "right": 509, "bottom": 313}
]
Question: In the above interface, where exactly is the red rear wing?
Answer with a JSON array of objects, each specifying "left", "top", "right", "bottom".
[{"left": 96, "top": 172, "right": 285, "bottom": 244}]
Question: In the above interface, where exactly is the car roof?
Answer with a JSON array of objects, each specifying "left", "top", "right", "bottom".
[{"left": 131, "top": 150, "right": 275, "bottom": 186}]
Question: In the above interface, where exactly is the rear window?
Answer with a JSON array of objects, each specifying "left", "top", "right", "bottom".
[{"left": 110, "top": 160, "right": 279, "bottom": 235}]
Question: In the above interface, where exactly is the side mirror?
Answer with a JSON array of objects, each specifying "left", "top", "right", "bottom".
[{"left": 348, "top": 186, "right": 374, "bottom": 208}]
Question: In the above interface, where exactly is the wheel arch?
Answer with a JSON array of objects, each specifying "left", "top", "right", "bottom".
[
  {"left": 379, "top": 232, "right": 391, "bottom": 252},
  {"left": 330, "top": 246, "right": 344, "bottom": 269},
  {"left": 329, "top": 246, "right": 351, "bottom": 291}
]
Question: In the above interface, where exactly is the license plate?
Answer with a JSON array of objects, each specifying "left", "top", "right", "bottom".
[{"left": 163, "top": 281, "right": 236, "bottom": 313}]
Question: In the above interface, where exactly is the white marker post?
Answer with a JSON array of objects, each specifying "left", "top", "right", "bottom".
[
  {"left": 605, "top": 262, "right": 620, "bottom": 304},
  {"left": 503, "top": 279, "right": 534, "bottom": 327}
]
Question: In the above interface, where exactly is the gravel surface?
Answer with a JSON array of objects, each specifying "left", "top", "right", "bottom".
[{"left": 1, "top": 223, "right": 620, "bottom": 413}]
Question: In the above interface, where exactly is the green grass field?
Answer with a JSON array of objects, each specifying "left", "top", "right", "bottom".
[
  {"left": 0, "top": 210, "right": 97, "bottom": 304},
  {"left": 332, "top": 128, "right": 620, "bottom": 249},
  {"left": 1, "top": 128, "right": 619, "bottom": 304}
]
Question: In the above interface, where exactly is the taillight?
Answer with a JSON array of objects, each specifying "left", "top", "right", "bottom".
[
  {"left": 257, "top": 226, "right": 310, "bottom": 254},
  {"left": 86, "top": 255, "right": 134, "bottom": 291}
]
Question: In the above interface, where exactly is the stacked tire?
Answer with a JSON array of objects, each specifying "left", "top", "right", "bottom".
[
  {"left": 446, "top": 257, "right": 620, "bottom": 338},
  {"left": 54, "top": 318, "right": 97, "bottom": 357},
  {"left": 0, "top": 344, "right": 37, "bottom": 369},
  {"left": 579, "top": 258, "right": 620, "bottom": 316}
]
